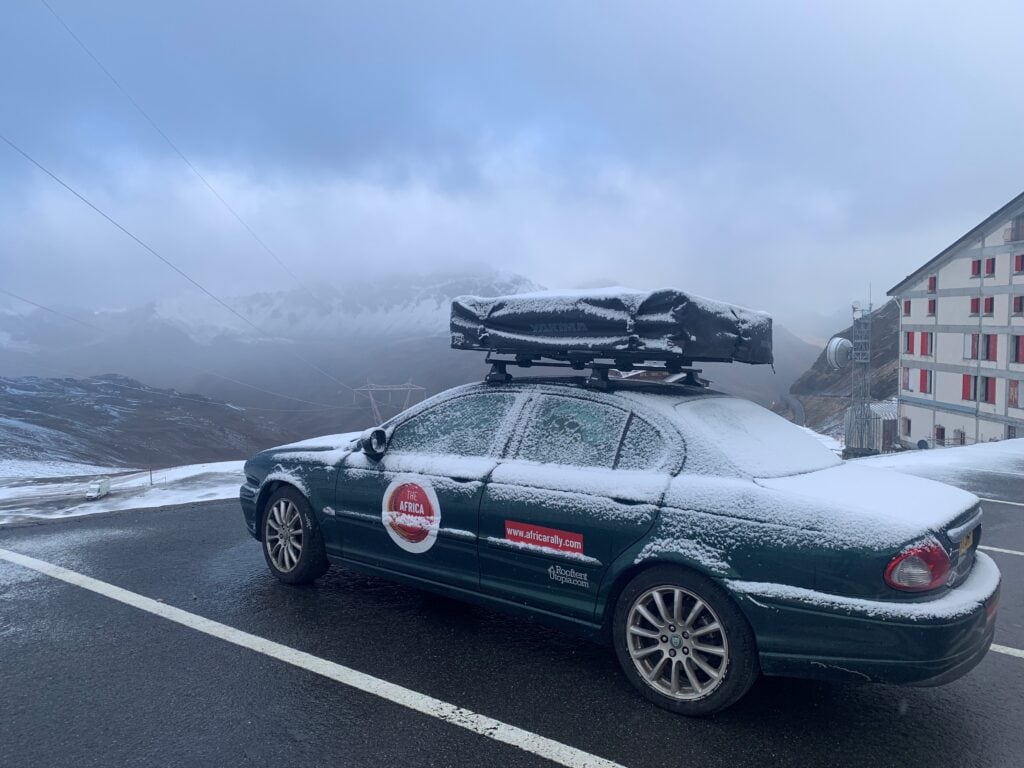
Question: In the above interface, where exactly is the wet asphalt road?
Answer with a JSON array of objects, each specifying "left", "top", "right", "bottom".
[{"left": 1, "top": 477, "right": 1022, "bottom": 768}]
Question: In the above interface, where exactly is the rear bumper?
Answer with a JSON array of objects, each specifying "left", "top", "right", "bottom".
[
  {"left": 239, "top": 481, "right": 260, "bottom": 539},
  {"left": 728, "top": 552, "right": 1001, "bottom": 686}
]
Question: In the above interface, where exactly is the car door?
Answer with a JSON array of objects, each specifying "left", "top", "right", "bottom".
[
  {"left": 479, "top": 393, "right": 672, "bottom": 620},
  {"left": 334, "top": 390, "right": 522, "bottom": 592}
]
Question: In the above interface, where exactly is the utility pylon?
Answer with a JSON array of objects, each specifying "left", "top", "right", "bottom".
[{"left": 354, "top": 382, "right": 426, "bottom": 424}]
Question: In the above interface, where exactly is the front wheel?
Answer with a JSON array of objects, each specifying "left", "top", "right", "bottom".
[
  {"left": 261, "top": 486, "right": 329, "bottom": 585},
  {"left": 612, "top": 566, "right": 758, "bottom": 716}
]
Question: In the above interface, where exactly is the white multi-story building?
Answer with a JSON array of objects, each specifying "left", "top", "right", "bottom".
[{"left": 889, "top": 194, "right": 1024, "bottom": 447}]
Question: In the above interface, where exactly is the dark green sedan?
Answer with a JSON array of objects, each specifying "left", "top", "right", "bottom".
[{"left": 240, "top": 378, "right": 1000, "bottom": 715}]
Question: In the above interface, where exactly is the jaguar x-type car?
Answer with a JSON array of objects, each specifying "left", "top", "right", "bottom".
[{"left": 240, "top": 288, "right": 1000, "bottom": 715}]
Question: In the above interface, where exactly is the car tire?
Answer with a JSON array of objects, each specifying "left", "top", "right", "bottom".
[
  {"left": 612, "top": 565, "right": 758, "bottom": 716},
  {"left": 260, "top": 486, "right": 330, "bottom": 585}
]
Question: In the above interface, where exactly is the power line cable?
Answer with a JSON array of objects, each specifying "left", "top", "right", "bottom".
[
  {"left": 36, "top": 0, "right": 333, "bottom": 314},
  {"left": 0, "top": 131, "right": 355, "bottom": 395},
  {"left": 0, "top": 287, "right": 357, "bottom": 411}
]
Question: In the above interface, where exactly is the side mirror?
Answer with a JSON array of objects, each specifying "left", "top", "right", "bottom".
[{"left": 360, "top": 428, "right": 388, "bottom": 459}]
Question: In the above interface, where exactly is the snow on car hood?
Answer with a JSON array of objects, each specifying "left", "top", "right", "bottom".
[
  {"left": 268, "top": 431, "right": 363, "bottom": 453},
  {"left": 755, "top": 463, "right": 979, "bottom": 545}
]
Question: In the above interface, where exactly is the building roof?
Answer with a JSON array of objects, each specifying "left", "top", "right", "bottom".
[
  {"left": 888, "top": 189, "right": 1024, "bottom": 296},
  {"left": 869, "top": 399, "right": 899, "bottom": 420}
]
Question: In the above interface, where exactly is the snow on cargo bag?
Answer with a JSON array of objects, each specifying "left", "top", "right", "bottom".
[{"left": 450, "top": 288, "right": 773, "bottom": 366}]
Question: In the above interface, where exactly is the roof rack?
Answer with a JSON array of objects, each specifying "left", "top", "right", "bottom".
[{"left": 483, "top": 352, "right": 707, "bottom": 391}]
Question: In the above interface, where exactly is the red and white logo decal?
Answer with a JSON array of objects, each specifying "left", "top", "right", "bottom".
[
  {"left": 504, "top": 521, "right": 584, "bottom": 555},
  {"left": 382, "top": 478, "right": 441, "bottom": 553}
]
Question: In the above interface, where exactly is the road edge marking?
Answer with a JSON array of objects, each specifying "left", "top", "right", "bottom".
[
  {"left": 0, "top": 547, "right": 624, "bottom": 768},
  {"left": 992, "top": 644, "right": 1024, "bottom": 660},
  {"left": 980, "top": 545, "right": 1024, "bottom": 557},
  {"left": 980, "top": 498, "right": 1024, "bottom": 509}
]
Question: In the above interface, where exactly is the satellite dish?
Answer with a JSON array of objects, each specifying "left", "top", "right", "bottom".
[{"left": 825, "top": 336, "right": 854, "bottom": 370}]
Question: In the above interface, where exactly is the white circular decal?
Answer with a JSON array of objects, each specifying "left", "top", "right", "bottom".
[{"left": 381, "top": 476, "right": 441, "bottom": 554}]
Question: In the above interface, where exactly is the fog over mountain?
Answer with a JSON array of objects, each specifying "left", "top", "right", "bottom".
[{"left": 1, "top": 269, "right": 821, "bottom": 464}]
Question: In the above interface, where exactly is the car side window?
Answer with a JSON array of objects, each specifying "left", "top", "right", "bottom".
[
  {"left": 616, "top": 415, "right": 669, "bottom": 471},
  {"left": 388, "top": 393, "right": 516, "bottom": 456},
  {"left": 517, "top": 395, "right": 628, "bottom": 468}
]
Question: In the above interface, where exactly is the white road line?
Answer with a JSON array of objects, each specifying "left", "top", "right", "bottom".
[
  {"left": 981, "top": 545, "right": 1024, "bottom": 557},
  {"left": 0, "top": 547, "right": 623, "bottom": 768},
  {"left": 980, "top": 498, "right": 1024, "bottom": 509},
  {"left": 993, "top": 645, "right": 1024, "bottom": 660}
]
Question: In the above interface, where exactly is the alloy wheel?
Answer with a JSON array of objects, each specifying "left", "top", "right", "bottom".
[
  {"left": 626, "top": 585, "right": 729, "bottom": 700},
  {"left": 265, "top": 498, "right": 304, "bottom": 572}
]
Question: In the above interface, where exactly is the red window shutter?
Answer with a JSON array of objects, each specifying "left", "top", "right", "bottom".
[
  {"left": 970, "top": 297, "right": 980, "bottom": 314},
  {"left": 962, "top": 374, "right": 972, "bottom": 400},
  {"left": 1016, "top": 254, "right": 1024, "bottom": 272},
  {"left": 988, "top": 335, "right": 998, "bottom": 361},
  {"left": 928, "top": 299, "right": 936, "bottom": 315},
  {"left": 986, "top": 257, "right": 996, "bottom": 275},
  {"left": 928, "top": 275, "right": 937, "bottom": 292},
  {"left": 971, "top": 333, "right": 979, "bottom": 359},
  {"left": 903, "top": 299, "right": 911, "bottom": 315},
  {"left": 1018, "top": 335, "right": 1024, "bottom": 362},
  {"left": 984, "top": 297, "right": 994, "bottom": 314},
  {"left": 919, "top": 369, "right": 928, "bottom": 392},
  {"left": 972, "top": 259, "right": 981, "bottom": 276},
  {"left": 1010, "top": 380, "right": 1020, "bottom": 409},
  {"left": 907, "top": 331, "right": 915, "bottom": 354},
  {"left": 987, "top": 377, "right": 996, "bottom": 403},
  {"left": 922, "top": 333, "right": 930, "bottom": 356}
]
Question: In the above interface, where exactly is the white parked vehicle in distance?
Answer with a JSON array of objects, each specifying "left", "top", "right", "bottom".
[{"left": 85, "top": 478, "right": 111, "bottom": 500}]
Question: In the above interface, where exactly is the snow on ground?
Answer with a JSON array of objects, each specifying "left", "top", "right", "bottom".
[
  {"left": 0, "top": 460, "right": 244, "bottom": 526},
  {"left": 797, "top": 426, "right": 844, "bottom": 456},
  {"left": 858, "top": 438, "right": 1024, "bottom": 474},
  {"left": 0, "top": 459, "right": 134, "bottom": 480}
]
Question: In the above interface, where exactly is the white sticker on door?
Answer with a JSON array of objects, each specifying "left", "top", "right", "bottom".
[{"left": 381, "top": 477, "right": 441, "bottom": 554}]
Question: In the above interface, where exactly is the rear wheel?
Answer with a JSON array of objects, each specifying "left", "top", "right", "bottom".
[
  {"left": 612, "top": 566, "right": 758, "bottom": 715},
  {"left": 261, "top": 486, "right": 329, "bottom": 584}
]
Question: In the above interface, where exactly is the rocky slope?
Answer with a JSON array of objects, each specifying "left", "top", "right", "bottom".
[{"left": 782, "top": 299, "right": 900, "bottom": 435}]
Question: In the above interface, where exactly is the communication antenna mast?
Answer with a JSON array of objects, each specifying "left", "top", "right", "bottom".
[
  {"left": 354, "top": 382, "right": 426, "bottom": 424},
  {"left": 846, "top": 301, "right": 874, "bottom": 455}
]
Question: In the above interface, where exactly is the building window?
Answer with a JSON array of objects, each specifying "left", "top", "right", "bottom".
[
  {"left": 901, "top": 417, "right": 912, "bottom": 437},
  {"left": 919, "top": 369, "right": 933, "bottom": 393},
  {"left": 954, "top": 428, "right": 966, "bottom": 446},
  {"left": 964, "top": 333, "right": 979, "bottom": 360},
  {"left": 962, "top": 374, "right": 995, "bottom": 402},
  {"left": 971, "top": 259, "right": 982, "bottom": 277},
  {"left": 934, "top": 425, "right": 946, "bottom": 445},
  {"left": 902, "top": 367, "right": 911, "bottom": 391},
  {"left": 985, "top": 257, "right": 996, "bottom": 276},
  {"left": 1013, "top": 295, "right": 1024, "bottom": 315},
  {"left": 905, "top": 331, "right": 915, "bottom": 354},
  {"left": 927, "top": 275, "right": 937, "bottom": 292},
  {"left": 903, "top": 299, "right": 911, "bottom": 316},
  {"left": 984, "top": 296, "right": 994, "bottom": 316},
  {"left": 920, "top": 331, "right": 933, "bottom": 357},
  {"left": 1012, "top": 214, "right": 1024, "bottom": 242},
  {"left": 1015, "top": 253, "right": 1024, "bottom": 273},
  {"left": 970, "top": 297, "right": 981, "bottom": 315},
  {"left": 1010, "top": 379, "right": 1020, "bottom": 409},
  {"left": 927, "top": 298, "right": 937, "bottom": 316},
  {"left": 982, "top": 334, "right": 998, "bottom": 361},
  {"left": 1014, "top": 335, "right": 1024, "bottom": 363},
  {"left": 1010, "top": 426, "right": 1019, "bottom": 439}
]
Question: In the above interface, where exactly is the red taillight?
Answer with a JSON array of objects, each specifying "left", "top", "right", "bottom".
[{"left": 884, "top": 540, "right": 951, "bottom": 592}]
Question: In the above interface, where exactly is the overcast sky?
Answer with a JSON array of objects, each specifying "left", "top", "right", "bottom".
[{"left": 2, "top": 0, "right": 1023, "bottom": 330}]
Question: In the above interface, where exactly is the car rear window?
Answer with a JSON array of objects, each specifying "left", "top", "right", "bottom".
[
  {"left": 672, "top": 396, "right": 841, "bottom": 478},
  {"left": 389, "top": 393, "right": 516, "bottom": 456}
]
